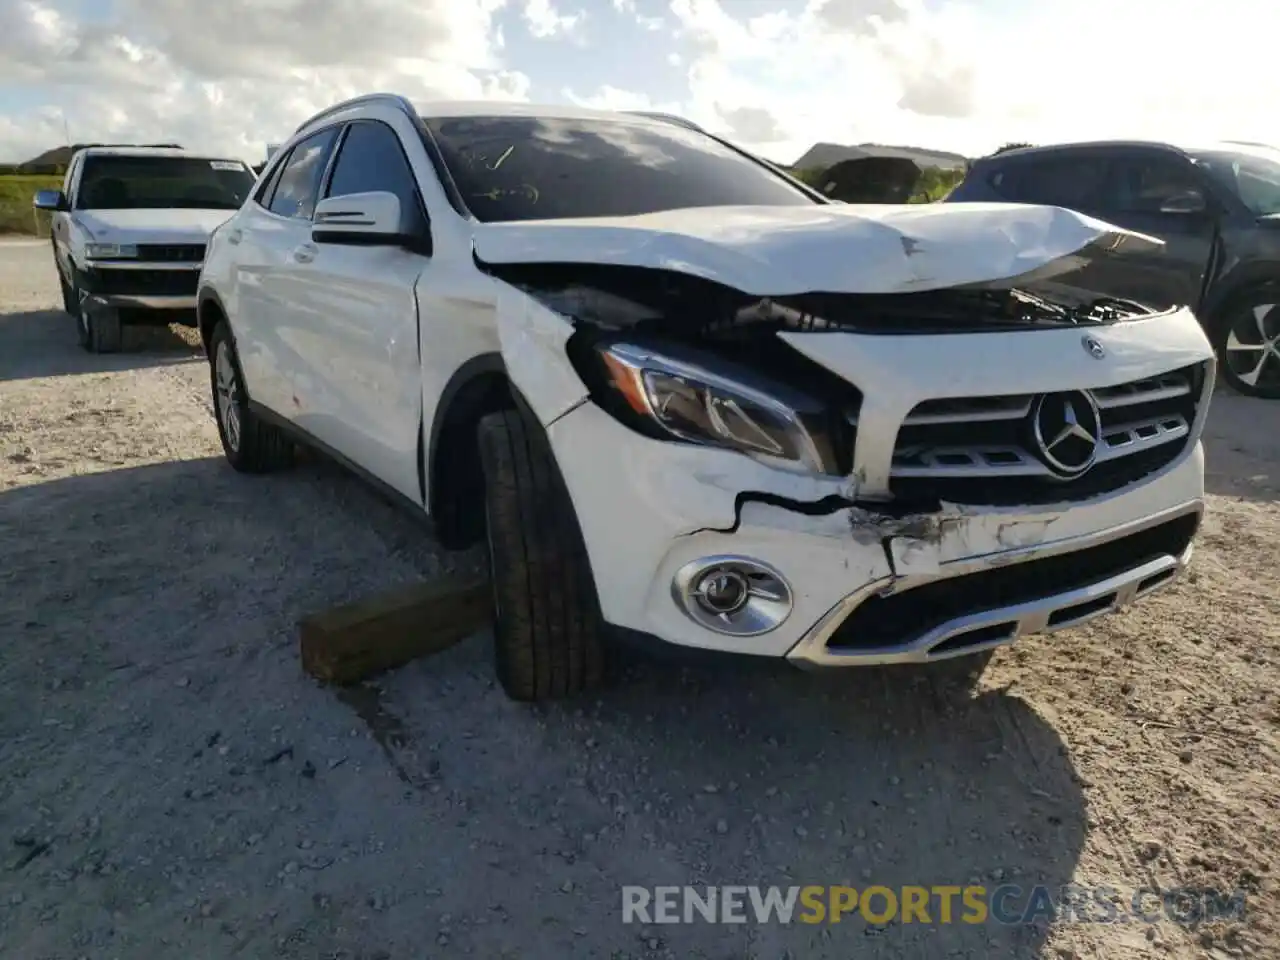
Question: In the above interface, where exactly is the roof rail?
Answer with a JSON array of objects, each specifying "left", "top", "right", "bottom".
[
  {"left": 294, "top": 93, "right": 418, "bottom": 134},
  {"left": 625, "top": 110, "right": 704, "bottom": 133},
  {"left": 78, "top": 142, "right": 184, "bottom": 150}
]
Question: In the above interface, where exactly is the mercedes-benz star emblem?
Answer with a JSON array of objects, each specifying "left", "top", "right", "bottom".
[
  {"left": 1082, "top": 335, "right": 1106, "bottom": 359},
  {"left": 1031, "top": 390, "right": 1103, "bottom": 478}
]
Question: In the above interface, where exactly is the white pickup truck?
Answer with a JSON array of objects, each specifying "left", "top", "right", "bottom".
[{"left": 33, "top": 145, "right": 257, "bottom": 353}]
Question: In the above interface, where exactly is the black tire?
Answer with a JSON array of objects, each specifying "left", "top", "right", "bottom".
[
  {"left": 477, "top": 407, "right": 605, "bottom": 702},
  {"left": 64, "top": 265, "right": 122, "bottom": 354},
  {"left": 83, "top": 306, "right": 123, "bottom": 354},
  {"left": 208, "top": 320, "right": 293, "bottom": 473},
  {"left": 1211, "top": 284, "right": 1280, "bottom": 399}
]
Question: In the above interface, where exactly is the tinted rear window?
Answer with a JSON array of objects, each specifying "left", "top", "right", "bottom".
[
  {"left": 76, "top": 155, "right": 256, "bottom": 211},
  {"left": 422, "top": 115, "right": 816, "bottom": 222}
]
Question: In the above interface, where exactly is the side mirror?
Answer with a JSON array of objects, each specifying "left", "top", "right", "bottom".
[
  {"left": 33, "top": 189, "right": 68, "bottom": 212},
  {"left": 312, "top": 191, "right": 405, "bottom": 245},
  {"left": 1159, "top": 191, "right": 1207, "bottom": 215}
]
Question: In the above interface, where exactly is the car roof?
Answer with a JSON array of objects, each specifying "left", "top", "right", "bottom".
[
  {"left": 413, "top": 99, "right": 677, "bottom": 127},
  {"left": 77, "top": 146, "right": 245, "bottom": 162},
  {"left": 982, "top": 139, "right": 1280, "bottom": 164}
]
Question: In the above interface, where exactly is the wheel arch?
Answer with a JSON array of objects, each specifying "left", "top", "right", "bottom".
[
  {"left": 197, "top": 288, "right": 229, "bottom": 359},
  {"left": 428, "top": 352, "right": 522, "bottom": 549},
  {"left": 1201, "top": 268, "right": 1280, "bottom": 331}
]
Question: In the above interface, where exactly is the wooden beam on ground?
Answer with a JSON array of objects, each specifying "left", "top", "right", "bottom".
[{"left": 299, "top": 575, "right": 492, "bottom": 685}]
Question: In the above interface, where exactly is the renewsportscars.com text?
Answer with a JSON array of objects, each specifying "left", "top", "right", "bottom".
[{"left": 621, "top": 884, "right": 1247, "bottom": 926}]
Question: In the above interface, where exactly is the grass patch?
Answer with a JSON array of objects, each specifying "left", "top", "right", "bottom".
[{"left": 0, "top": 175, "right": 61, "bottom": 236}]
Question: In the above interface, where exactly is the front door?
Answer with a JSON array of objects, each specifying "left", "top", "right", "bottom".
[
  {"left": 279, "top": 120, "right": 428, "bottom": 504},
  {"left": 1081, "top": 153, "right": 1218, "bottom": 311}
]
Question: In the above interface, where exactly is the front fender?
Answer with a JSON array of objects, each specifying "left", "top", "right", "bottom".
[{"left": 492, "top": 282, "right": 589, "bottom": 426}]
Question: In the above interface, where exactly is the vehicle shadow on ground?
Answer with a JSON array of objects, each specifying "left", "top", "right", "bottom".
[
  {"left": 0, "top": 457, "right": 1087, "bottom": 960},
  {"left": 1202, "top": 389, "right": 1280, "bottom": 502},
  {"left": 0, "top": 309, "right": 203, "bottom": 382}
]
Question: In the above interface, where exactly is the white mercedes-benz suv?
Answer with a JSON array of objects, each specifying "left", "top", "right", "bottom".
[
  {"left": 33, "top": 145, "right": 257, "bottom": 352},
  {"left": 197, "top": 95, "right": 1214, "bottom": 702}
]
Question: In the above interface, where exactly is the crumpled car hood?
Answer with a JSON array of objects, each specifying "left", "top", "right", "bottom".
[{"left": 472, "top": 202, "right": 1163, "bottom": 296}]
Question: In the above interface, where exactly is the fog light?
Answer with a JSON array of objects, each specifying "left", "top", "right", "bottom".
[{"left": 672, "top": 556, "right": 793, "bottom": 636}]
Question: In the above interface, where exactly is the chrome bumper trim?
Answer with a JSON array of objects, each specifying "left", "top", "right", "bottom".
[
  {"left": 86, "top": 294, "right": 197, "bottom": 310},
  {"left": 786, "top": 500, "right": 1202, "bottom": 668}
]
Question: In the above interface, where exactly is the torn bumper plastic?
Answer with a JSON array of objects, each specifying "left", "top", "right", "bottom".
[{"left": 546, "top": 400, "right": 1205, "bottom": 663}]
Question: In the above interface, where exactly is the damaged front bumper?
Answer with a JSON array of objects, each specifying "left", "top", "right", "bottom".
[{"left": 546, "top": 400, "right": 1204, "bottom": 664}]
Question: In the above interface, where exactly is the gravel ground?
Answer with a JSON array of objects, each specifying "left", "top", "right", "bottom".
[{"left": 0, "top": 238, "right": 1276, "bottom": 960}]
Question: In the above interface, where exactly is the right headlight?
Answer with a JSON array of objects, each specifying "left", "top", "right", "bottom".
[
  {"left": 593, "top": 341, "right": 836, "bottom": 474},
  {"left": 85, "top": 242, "right": 138, "bottom": 260}
]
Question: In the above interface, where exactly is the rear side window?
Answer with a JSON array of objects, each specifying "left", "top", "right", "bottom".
[
  {"left": 267, "top": 127, "right": 339, "bottom": 221},
  {"left": 254, "top": 152, "right": 290, "bottom": 208},
  {"left": 324, "top": 121, "right": 422, "bottom": 219},
  {"left": 990, "top": 157, "right": 1108, "bottom": 209}
]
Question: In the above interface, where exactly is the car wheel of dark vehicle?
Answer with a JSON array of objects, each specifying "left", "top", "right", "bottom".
[
  {"left": 477, "top": 407, "right": 606, "bottom": 702},
  {"left": 1213, "top": 285, "right": 1280, "bottom": 400},
  {"left": 209, "top": 321, "right": 293, "bottom": 472}
]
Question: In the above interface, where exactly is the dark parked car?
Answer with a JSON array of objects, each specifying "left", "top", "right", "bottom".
[{"left": 945, "top": 140, "right": 1280, "bottom": 398}]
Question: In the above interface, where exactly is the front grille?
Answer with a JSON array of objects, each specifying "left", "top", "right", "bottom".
[
  {"left": 882, "top": 364, "right": 1205, "bottom": 505},
  {"left": 135, "top": 243, "right": 205, "bottom": 263},
  {"left": 90, "top": 268, "right": 200, "bottom": 297},
  {"left": 826, "top": 512, "right": 1200, "bottom": 652}
]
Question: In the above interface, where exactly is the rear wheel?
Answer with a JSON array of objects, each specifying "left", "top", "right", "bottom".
[
  {"left": 477, "top": 407, "right": 605, "bottom": 702},
  {"left": 1213, "top": 286, "right": 1280, "bottom": 399},
  {"left": 208, "top": 321, "right": 293, "bottom": 472}
]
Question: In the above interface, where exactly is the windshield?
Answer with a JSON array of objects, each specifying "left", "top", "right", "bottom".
[
  {"left": 1192, "top": 148, "right": 1280, "bottom": 217},
  {"left": 422, "top": 115, "right": 819, "bottom": 222},
  {"left": 76, "top": 155, "right": 256, "bottom": 211}
]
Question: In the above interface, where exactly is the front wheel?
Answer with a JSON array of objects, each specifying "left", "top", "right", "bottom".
[
  {"left": 477, "top": 408, "right": 605, "bottom": 702},
  {"left": 1213, "top": 287, "right": 1280, "bottom": 399},
  {"left": 65, "top": 267, "right": 121, "bottom": 354},
  {"left": 208, "top": 321, "right": 293, "bottom": 472}
]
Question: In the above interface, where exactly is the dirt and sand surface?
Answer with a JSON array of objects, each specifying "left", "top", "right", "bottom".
[{"left": 0, "top": 237, "right": 1276, "bottom": 959}]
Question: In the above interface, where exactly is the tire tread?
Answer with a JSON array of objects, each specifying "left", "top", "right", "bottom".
[{"left": 477, "top": 408, "right": 603, "bottom": 702}]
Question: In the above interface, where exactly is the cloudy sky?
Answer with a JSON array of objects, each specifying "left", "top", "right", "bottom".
[{"left": 1, "top": 0, "right": 1276, "bottom": 165}]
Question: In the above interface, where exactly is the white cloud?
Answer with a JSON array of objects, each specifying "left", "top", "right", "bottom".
[
  {"left": 3, "top": 0, "right": 1279, "bottom": 168},
  {"left": 522, "top": 0, "right": 584, "bottom": 40},
  {"left": 658, "top": 0, "right": 1280, "bottom": 163},
  {"left": 0, "top": 0, "right": 526, "bottom": 162}
]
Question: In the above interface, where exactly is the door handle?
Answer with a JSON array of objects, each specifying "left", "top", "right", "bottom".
[
  {"left": 292, "top": 243, "right": 317, "bottom": 264},
  {"left": 227, "top": 228, "right": 243, "bottom": 245}
]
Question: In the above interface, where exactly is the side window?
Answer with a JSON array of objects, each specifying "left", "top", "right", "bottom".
[
  {"left": 254, "top": 150, "right": 290, "bottom": 208},
  {"left": 266, "top": 127, "right": 339, "bottom": 221},
  {"left": 1101, "top": 157, "right": 1204, "bottom": 215},
  {"left": 323, "top": 121, "right": 422, "bottom": 220},
  {"left": 992, "top": 158, "right": 1108, "bottom": 210}
]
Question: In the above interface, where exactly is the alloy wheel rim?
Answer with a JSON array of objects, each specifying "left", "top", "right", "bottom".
[
  {"left": 214, "top": 341, "right": 242, "bottom": 453},
  {"left": 1224, "top": 302, "right": 1280, "bottom": 390}
]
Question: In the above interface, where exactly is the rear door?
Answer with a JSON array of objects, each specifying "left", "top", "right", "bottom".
[
  {"left": 232, "top": 127, "right": 340, "bottom": 415},
  {"left": 280, "top": 119, "right": 429, "bottom": 502}
]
